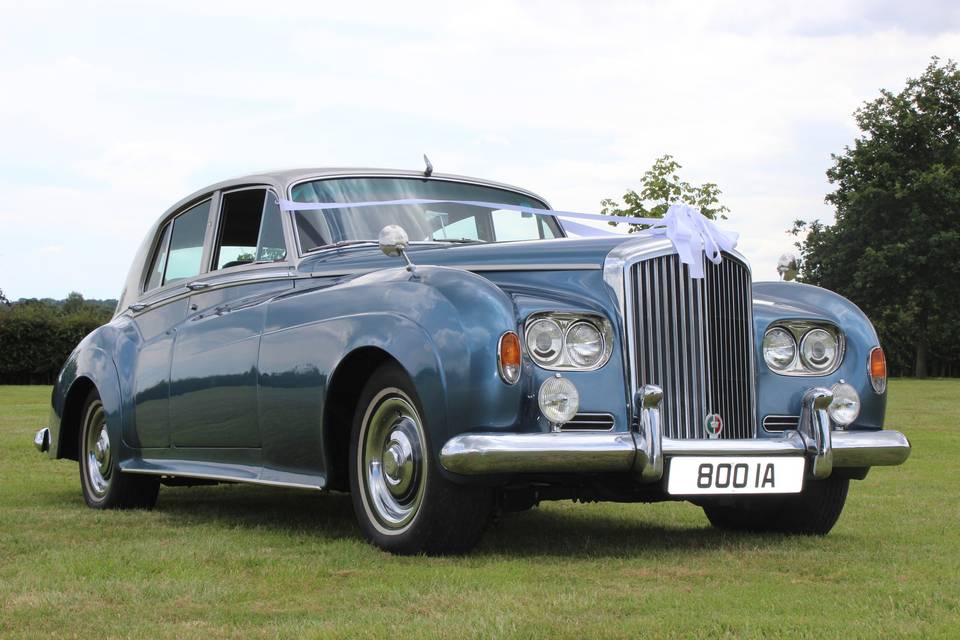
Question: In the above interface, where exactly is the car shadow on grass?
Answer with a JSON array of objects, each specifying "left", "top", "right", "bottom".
[{"left": 149, "top": 484, "right": 787, "bottom": 558}]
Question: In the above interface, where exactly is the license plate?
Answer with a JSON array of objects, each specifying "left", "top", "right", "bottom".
[{"left": 666, "top": 456, "right": 805, "bottom": 495}]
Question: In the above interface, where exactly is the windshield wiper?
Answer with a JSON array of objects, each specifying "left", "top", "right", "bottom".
[
  {"left": 434, "top": 238, "right": 487, "bottom": 244},
  {"left": 304, "top": 240, "right": 380, "bottom": 254}
]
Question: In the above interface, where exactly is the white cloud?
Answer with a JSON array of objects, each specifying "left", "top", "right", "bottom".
[{"left": 0, "top": 0, "right": 958, "bottom": 298}]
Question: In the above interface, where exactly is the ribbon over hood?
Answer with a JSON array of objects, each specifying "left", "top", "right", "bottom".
[{"left": 279, "top": 198, "right": 738, "bottom": 279}]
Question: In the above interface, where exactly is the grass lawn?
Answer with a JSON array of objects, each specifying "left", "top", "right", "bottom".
[{"left": 1, "top": 380, "right": 958, "bottom": 638}]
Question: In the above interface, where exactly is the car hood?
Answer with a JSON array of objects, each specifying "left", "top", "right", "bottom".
[{"left": 297, "top": 236, "right": 632, "bottom": 275}]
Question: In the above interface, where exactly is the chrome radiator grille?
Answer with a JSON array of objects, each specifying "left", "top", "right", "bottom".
[{"left": 628, "top": 253, "right": 756, "bottom": 439}]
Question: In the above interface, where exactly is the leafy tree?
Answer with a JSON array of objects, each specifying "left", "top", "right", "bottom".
[
  {"left": 0, "top": 288, "right": 8, "bottom": 306},
  {"left": 792, "top": 58, "right": 960, "bottom": 377},
  {"left": 601, "top": 154, "right": 730, "bottom": 232},
  {"left": 62, "top": 291, "right": 85, "bottom": 315}
]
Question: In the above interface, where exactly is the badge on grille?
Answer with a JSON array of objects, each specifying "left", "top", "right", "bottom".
[{"left": 704, "top": 413, "right": 723, "bottom": 439}]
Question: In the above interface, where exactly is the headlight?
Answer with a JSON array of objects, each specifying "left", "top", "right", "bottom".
[
  {"left": 565, "top": 321, "right": 604, "bottom": 367},
  {"left": 524, "top": 313, "right": 613, "bottom": 370},
  {"left": 763, "top": 327, "right": 796, "bottom": 371},
  {"left": 525, "top": 318, "right": 563, "bottom": 365},
  {"left": 538, "top": 375, "right": 580, "bottom": 425},
  {"left": 762, "top": 322, "right": 844, "bottom": 375},
  {"left": 800, "top": 328, "right": 838, "bottom": 372},
  {"left": 828, "top": 382, "right": 860, "bottom": 426}
]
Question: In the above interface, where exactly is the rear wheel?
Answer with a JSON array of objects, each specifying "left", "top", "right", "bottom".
[
  {"left": 79, "top": 389, "right": 159, "bottom": 509},
  {"left": 348, "top": 363, "right": 494, "bottom": 555},
  {"left": 702, "top": 476, "right": 849, "bottom": 535}
]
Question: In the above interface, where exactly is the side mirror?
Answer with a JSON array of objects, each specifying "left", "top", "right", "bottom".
[
  {"left": 378, "top": 225, "right": 409, "bottom": 257},
  {"left": 777, "top": 253, "right": 799, "bottom": 281},
  {"left": 378, "top": 225, "right": 416, "bottom": 274}
]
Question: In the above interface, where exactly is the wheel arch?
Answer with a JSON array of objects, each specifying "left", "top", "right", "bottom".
[{"left": 323, "top": 346, "right": 401, "bottom": 491}]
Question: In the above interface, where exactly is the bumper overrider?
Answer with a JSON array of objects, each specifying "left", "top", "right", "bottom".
[{"left": 439, "top": 386, "right": 910, "bottom": 479}]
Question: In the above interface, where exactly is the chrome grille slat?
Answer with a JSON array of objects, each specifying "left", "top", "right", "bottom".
[{"left": 631, "top": 252, "right": 756, "bottom": 440}]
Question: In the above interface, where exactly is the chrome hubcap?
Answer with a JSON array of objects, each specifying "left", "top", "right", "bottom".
[
  {"left": 361, "top": 391, "right": 426, "bottom": 532},
  {"left": 83, "top": 402, "right": 111, "bottom": 497}
]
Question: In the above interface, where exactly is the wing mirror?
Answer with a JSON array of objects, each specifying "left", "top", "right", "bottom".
[
  {"left": 378, "top": 225, "right": 417, "bottom": 274},
  {"left": 777, "top": 253, "right": 799, "bottom": 281}
]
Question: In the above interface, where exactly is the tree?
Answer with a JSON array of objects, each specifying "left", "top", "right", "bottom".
[
  {"left": 792, "top": 58, "right": 960, "bottom": 377},
  {"left": 601, "top": 154, "right": 730, "bottom": 232},
  {"left": 0, "top": 289, "right": 8, "bottom": 306},
  {"left": 62, "top": 291, "right": 85, "bottom": 315}
]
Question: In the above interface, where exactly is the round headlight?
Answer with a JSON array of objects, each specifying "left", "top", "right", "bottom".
[
  {"left": 763, "top": 327, "right": 796, "bottom": 371},
  {"left": 828, "top": 382, "right": 860, "bottom": 426},
  {"left": 800, "top": 328, "right": 838, "bottom": 372},
  {"left": 565, "top": 321, "right": 604, "bottom": 368},
  {"left": 538, "top": 375, "right": 580, "bottom": 425},
  {"left": 525, "top": 319, "right": 563, "bottom": 365}
]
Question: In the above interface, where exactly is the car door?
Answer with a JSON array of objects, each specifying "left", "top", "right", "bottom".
[
  {"left": 130, "top": 198, "right": 214, "bottom": 448},
  {"left": 168, "top": 188, "right": 294, "bottom": 449}
]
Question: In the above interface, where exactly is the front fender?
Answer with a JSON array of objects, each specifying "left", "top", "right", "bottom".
[
  {"left": 753, "top": 281, "right": 885, "bottom": 430},
  {"left": 49, "top": 331, "right": 123, "bottom": 460},
  {"left": 259, "top": 266, "right": 523, "bottom": 472}
]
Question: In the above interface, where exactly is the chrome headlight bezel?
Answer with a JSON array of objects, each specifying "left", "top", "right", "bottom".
[
  {"left": 762, "top": 321, "right": 844, "bottom": 376},
  {"left": 523, "top": 312, "right": 614, "bottom": 371}
]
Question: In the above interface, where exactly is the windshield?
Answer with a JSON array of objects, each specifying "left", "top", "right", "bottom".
[{"left": 290, "top": 177, "right": 561, "bottom": 252}]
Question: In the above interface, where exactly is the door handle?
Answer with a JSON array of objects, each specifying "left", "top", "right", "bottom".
[
  {"left": 186, "top": 281, "right": 211, "bottom": 291},
  {"left": 128, "top": 303, "right": 149, "bottom": 312}
]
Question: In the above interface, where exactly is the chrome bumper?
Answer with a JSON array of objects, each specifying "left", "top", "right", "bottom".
[
  {"left": 34, "top": 427, "right": 50, "bottom": 453},
  {"left": 439, "top": 386, "right": 911, "bottom": 478}
]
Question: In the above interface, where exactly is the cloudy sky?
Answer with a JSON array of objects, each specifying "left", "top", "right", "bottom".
[{"left": 1, "top": 0, "right": 958, "bottom": 299}]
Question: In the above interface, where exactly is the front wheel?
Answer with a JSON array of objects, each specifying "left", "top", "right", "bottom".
[
  {"left": 702, "top": 476, "right": 849, "bottom": 535},
  {"left": 348, "top": 363, "right": 494, "bottom": 555},
  {"left": 79, "top": 389, "right": 159, "bottom": 509}
]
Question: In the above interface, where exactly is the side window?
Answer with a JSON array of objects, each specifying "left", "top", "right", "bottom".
[
  {"left": 144, "top": 223, "right": 172, "bottom": 292},
  {"left": 164, "top": 201, "right": 210, "bottom": 284},
  {"left": 492, "top": 210, "right": 554, "bottom": 241},
  {"left": 429, "top": 211, "right": 480, "bottom": 241},
  {"left": 256, "top": 193, "right": 287, "bottom": 261},
  {"left": 213, "top": 189, "right": 286, "bottom": 270}
]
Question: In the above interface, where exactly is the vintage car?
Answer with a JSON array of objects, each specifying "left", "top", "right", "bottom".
[{"left": 34, "top": 167, "right": 911, "bottom": 554}]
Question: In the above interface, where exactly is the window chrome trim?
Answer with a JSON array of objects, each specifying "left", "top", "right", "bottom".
[
  {"left": 139, "top": 195, "right": 216, "bottom": 296},
  {"left": 209, "top": 186, "right": 294, "bottom": 274}
]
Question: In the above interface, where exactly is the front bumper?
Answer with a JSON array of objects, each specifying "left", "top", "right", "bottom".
[{"left": 440, "top": 386, "right": 911, "bottom": 479}]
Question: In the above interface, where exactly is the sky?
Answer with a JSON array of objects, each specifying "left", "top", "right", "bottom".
[{"left": 1, "top": 0, "right": 958, "bottom": 300}]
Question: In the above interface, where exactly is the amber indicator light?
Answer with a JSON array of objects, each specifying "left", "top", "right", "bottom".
[
  {"left": 870, "top": 347, "right": 886, "bottom": 379},
  {"left": 500, "top": 332, "right": 521, "bottom": 368}
]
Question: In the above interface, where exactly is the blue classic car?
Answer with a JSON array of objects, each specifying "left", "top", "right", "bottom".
[{"left": 34, "top": 168, "right": 910, "bottom": 554}]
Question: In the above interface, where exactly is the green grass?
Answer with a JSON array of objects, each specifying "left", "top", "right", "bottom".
[{"left": 1, "top": 381, "right": 958, "bottom": 639}]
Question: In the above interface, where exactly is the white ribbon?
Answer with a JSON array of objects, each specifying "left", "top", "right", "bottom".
[{"left": 278, "top": 198, "right": 737, "bottom": 278}]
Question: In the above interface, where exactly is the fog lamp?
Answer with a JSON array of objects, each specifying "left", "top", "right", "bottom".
[
  {"left": 828, "top": 382, "right": 860, "bottom": 426},
  {"left": 538, "top": 374, "right": 579, "bottom": 425}
]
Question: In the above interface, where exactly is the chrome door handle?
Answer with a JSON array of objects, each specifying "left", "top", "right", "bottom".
[
  {"left": 129, "top": 303, "right": 149, "bottom": 312},
  {"left": 186, "top": 281, "right": 211, "bottom": 291}
]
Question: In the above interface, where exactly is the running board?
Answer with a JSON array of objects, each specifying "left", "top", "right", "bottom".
[{"left": 121, "top": 458, "right": 326, "bottom": 491}]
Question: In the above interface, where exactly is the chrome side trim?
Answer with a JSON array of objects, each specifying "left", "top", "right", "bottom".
[
  {"left": 34, "top": 427, "right": 50, "bottom": 453},
  {"left": 120, "top": 460, "right": 325, "bottom": 490}
]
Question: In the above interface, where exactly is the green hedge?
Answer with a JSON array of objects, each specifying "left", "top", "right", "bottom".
[{"left": 0, "top": 303, "right": 112, "bottom": 385}]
